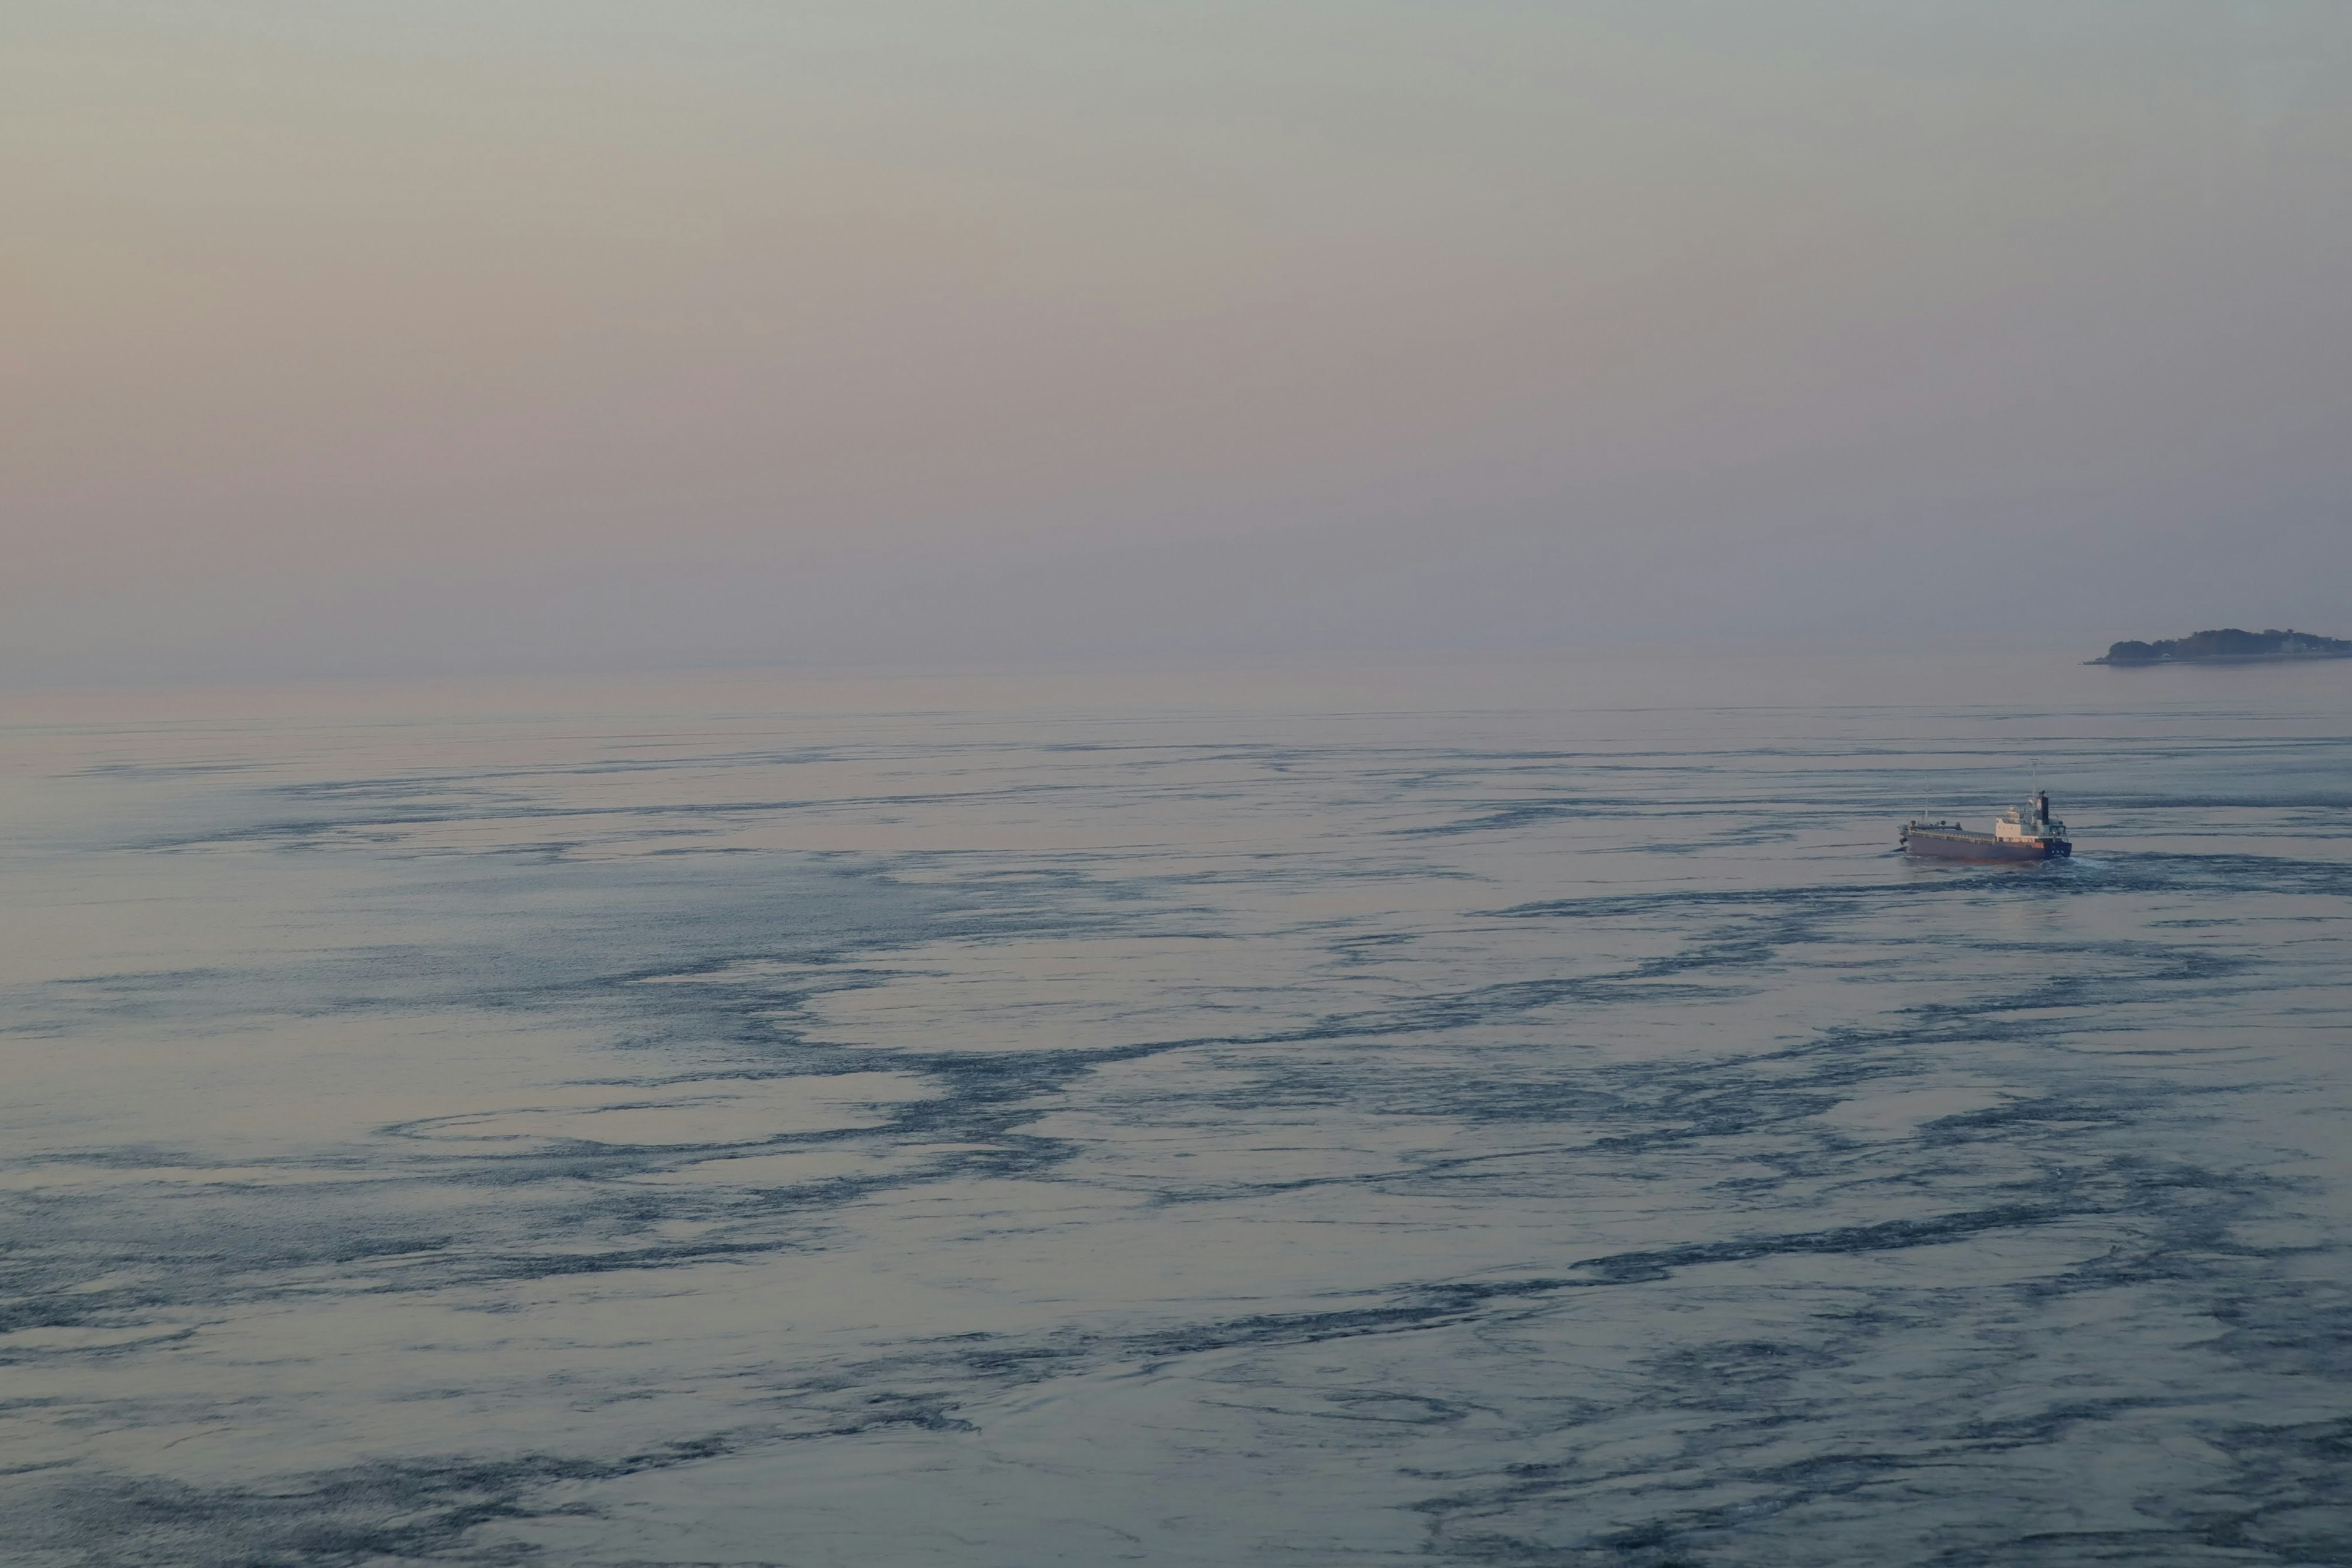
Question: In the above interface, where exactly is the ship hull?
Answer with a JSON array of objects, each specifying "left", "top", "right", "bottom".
[{"left": 1902, "top": 829, "right": 2068, "bottom": 862}]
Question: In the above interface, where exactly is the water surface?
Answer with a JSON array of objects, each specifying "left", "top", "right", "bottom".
[{"left": 4, "top": 654, "right": 2349, "bottom": 1564}]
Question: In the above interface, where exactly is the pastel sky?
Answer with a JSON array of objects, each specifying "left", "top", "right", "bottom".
[{"left": 7, "top": 2, "right": 2349, "bottom": 680}]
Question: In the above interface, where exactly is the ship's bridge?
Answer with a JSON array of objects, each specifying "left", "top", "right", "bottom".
[{"left": 1994, "top": 793, "right": 2065, "bottom": 841}]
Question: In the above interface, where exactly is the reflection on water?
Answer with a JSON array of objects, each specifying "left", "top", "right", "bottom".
[{"left": 3, "top": 654, "right": 2349, "bottom": 1565}]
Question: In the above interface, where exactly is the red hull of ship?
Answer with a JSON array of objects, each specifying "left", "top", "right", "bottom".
[{"left": 1902, "top": 829, "right": 2068, "bottom": 862}]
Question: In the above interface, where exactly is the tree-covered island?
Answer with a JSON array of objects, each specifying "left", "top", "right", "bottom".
[{"left": 2092, "top": 628, "right": 2352, "bottom": 665}]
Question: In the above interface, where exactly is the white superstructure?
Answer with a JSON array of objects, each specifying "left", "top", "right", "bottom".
[{"left": 1992, "top": 793, "right": 2065, "bottom": 843}]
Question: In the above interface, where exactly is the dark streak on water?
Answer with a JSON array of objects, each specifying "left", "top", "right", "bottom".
[{"left": 2, "top": 657, "right": 2349, "bottom": 1564}]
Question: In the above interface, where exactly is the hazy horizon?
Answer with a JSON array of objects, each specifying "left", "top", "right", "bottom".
[{"left": 9, "top": 1, "right": 2350, "bottom": 685}]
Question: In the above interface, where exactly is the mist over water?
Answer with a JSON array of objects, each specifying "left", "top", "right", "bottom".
[{"left": 4, "top": 652, "right": 2350, "bottom": 1565}]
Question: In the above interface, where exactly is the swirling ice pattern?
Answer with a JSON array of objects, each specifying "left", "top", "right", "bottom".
[{"left": 2, "top": 661, "right": 2349, "bottom": 1565}]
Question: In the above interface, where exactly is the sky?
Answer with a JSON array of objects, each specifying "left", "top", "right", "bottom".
[{"left": 6, "top": 1, "right": 2350, "bottom": 682}]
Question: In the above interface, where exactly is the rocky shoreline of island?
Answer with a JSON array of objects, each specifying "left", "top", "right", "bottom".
[{"left": 2091, "top": 628, "right": 2352, "bottom": 665}]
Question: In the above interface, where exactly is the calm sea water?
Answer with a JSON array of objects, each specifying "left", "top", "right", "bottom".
[{"left": 4, "top": 652, "right": 2349, "bottom": 1566}]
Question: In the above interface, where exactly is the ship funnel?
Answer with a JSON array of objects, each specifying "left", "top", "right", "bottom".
[{"left": 2036, "top": 791, "right": 2050, "bottom": 825}]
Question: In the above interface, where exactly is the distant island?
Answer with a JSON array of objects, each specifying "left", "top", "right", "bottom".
[{"left": 2092, "top": 628, "right": 2352, "bottom": 665}]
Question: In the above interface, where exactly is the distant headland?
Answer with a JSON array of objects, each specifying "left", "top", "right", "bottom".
[{"left": 2091, "top": 628, "right": 2352, "bottom": 665}]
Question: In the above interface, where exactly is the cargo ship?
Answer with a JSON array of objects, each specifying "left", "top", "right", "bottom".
[{"left": 1901, "top": 792, "right": 2071, "bottom": 861}]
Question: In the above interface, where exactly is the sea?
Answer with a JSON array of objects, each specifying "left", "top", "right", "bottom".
[{"left": 3, "top": 650, "right": 2348, "bottom": 1566}]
